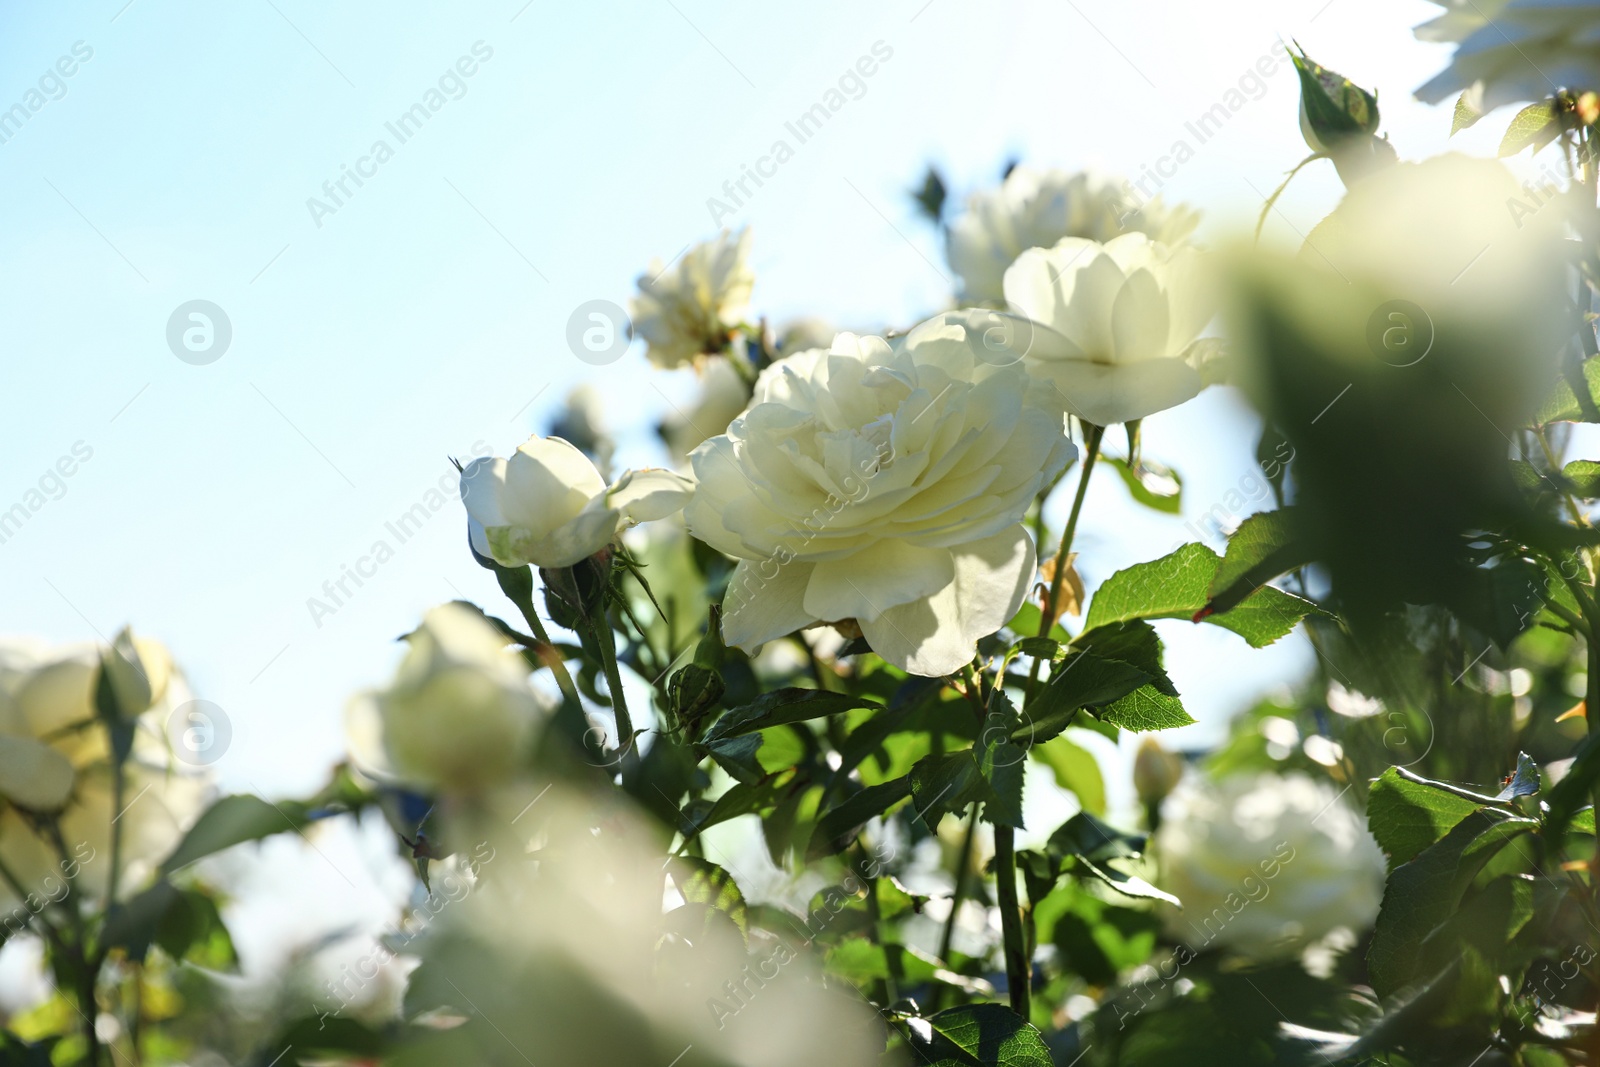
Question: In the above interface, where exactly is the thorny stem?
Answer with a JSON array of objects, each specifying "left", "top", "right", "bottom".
[
  {"left": 593, "top": 607, "right": 635, "bottom": 750},
  {"left": 501, "top": 580, "right": 582, "bottom": 707}
]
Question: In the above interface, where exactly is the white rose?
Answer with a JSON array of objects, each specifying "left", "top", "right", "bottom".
[
  {"left": 1155, "top": 772, "right": 1386, "bottom": 961},
  {"left": 683, "top": 310, "right": 1075, "bottom": 677},
  {"left": 347, "top": 603, "right": 549, "bottom": 794},
  {"left": 1416, "top": 0, "right": 1600, "bottom": 109},
  {"left": 629, "top": 228, "right": 755, "bottom": 369},
  {"left": 0, "top": 634, "right": 208, "bottom": 906},
  {"left": 1001, "top": 232, "right": 1216, "bottom": 427},
  {"left": 946, "top": 166, "right": 1200, "bottom": 305},
  {"left": 460, "top": 435, "right": 695, "bottom": 570}
]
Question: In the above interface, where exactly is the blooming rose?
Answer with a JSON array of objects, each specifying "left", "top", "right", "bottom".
[
  {"left": 347, "top": 603, "right": 549, "bottom": 794},
  {"left": 1416, "top": 0, "right": 1600, "bottom": 109},
  {"left": 461, "top": 435, "right": 694, "bottom": 569},
  {"left": 0, "top": 631, "right": 208, "bottom": 908},
  {"left": 683, "top": 310, "right": 1075, "bottom": 677},
  {"left": 1000, "top": 232, "right": 1216, "bottom": 426},
  {"left": 946, "top": 167, "right": 1199, "bottom": 305},
  {"left": 1155, "top": 773, "right": 1385, "bottom": 961},
  {"left": 629, "top": 228, "right": 755, "bottom": 369}
]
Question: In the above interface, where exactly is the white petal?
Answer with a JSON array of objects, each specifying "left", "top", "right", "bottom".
[
  {"left": 861, "top": 527, "right": 1035, "bottom": 676},
  {"left": 459, "top": 457, "right": 510, "bottom": 529},
  {"left": 721, "top": 559, "right": 819, "bottom": 651},
  {"left": 1032, "top": 357, "right": 1204, "bottom": 426},
  {"left": 804, "top": 541, "right": 955, "bottom": 623},
  {"left": 1110, "top": 268, "right": 1171, "bottom": 363},
  {"left": 501, "top": 436, "right": 606, "bottom": 532},
  {"left": 605, "top": 468, "right": 696, "bottom": 525},
  {"left": 0, "top": 735, "right": 75, "bottom": 811}
]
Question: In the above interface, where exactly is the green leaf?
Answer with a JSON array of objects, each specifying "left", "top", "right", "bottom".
[
  {"left": 703, "top": 734, "right": 765, "bottom": 785},
  {"left": 1367, "top": 767, "right": 1497, "bottom": 868},
  {"left": 807, "top": 777, "right": 913, "bottom": 858},
  {"left": 1046, "top": 812, "right": 1181, "bottom": 907},
  {"left": 155, "top": 887, "right": 238, "bottom": 971},
  {"left": 910, "top": 752, "right": 995, "bottom": 830},
  {"left": 1019, "top": 652, "right": 1151, "bottom": 743},
  {"left": 101, "top": 881, "right": 180, "bottom": 963},
  {"left": 1205, "top": 508, "right": 1313, "bottom": 616},
  {"left": 1094, "top": 686, "right": 1195, "bottom": 732},
  {"left": 1564, "top": 459, "right": 1600, "bottom": 497},
  {"left": 1493, "top": 751, "right": 1540, "bottom": 802},
  {"left": 1537, "top": 358, "right": 1600, "bottom": 424},
  {"left": 669, "top": 857, "right": 748, "bottom": 940},
  {"left": 1499, "top": 99, "right": 1560, "bottom": 156},
  {"left": 160, "top": 794, "right": 310, "bottom": 875},
  {"left": 680, "top": 777, "right": 787, "bottom": 840},
  {"left": 905, "top": 1004, "right": 1053, "bottom": 1067},
  {"left": 703, "top": 688, "right": 882, "bottom": 741},
  {"left": 1071, "top": 620, "right": 1175, "bottom": 693},
  {"left": 1546, "top": 725, "right": 1600, "bottom": 837},
  {"left": 1367, "top": 808, "right": 1538, "bottom": 994},
  {"left": 1451, "top": 89, "right": 1484, "bottom": 135},
  {"left": 1083, "top": 542, "right": 1320, "bottom": 648},
  {"left": 1103, "top": 455, "right": 1182, "bottom": 514},
  {"left": 1030, "top": 738, "right": 1106, "bottom": 816}
]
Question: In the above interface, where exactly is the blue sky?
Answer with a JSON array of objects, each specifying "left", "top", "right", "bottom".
[{"left": 0, "top": 0, "right": 1509, "bottom": 802}]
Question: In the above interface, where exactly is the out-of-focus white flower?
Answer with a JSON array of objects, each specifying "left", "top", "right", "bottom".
[
  {"left": 946, "top": 167, "right": 1199, "bottom": 305},
  {"left": 662, "top": 356, "right": 752, "bottom": 460},
  {"left": 399, "top": 784, "right": 884, "bottom": 1067},
  {"left": 630, "top": 229, "right": 755, "bottom": 369},
  {"left": 684, "top": 310, "right": 1074, "bottom": 677},
  {"left": 461, "top": 435, "right": 694, "bottom": 569},
  {"left": 347, "top": 603, "right": 550, "bottom": 795},
  {"left": 0, "top": 631, "right": 209, "bottom": 908},
  {"left": 1416, "top": 0, "right": 1600, "bottom": 109},
  {"left": 1155, "top": 773, "right": 1385, "bottom": 961},
  {"left": 1001, "top": 233, "right": 1216, "bottom": 426}
]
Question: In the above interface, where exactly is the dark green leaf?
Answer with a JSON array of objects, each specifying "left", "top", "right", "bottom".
[
  {"left": 669, "top": 857, "right": 748, "bottom": 940},
  {"left": 1367, "top": 808, "right": 1538, "bottom": 994},
  {"left": 808, "top": 777, "right": 912, "bottom": 858},
  {"left": 704, "top": 688, "right": 882, "bottom": 741},
  {"left": 1367, "top": 767, "right": 1496, "bottom": 868},
  {"left": 1019, "top": 652, "right": 1150, "bottom": 744},
  {"left": 905, "top": 1003, "right": 1053, "bottom": 1066},
  {"left": 1205, "top": 508, "right": 1313, "bottom": 616},
  {"left": 101, "top": 881, "right": 180, "bottom": 962},
  {"left": 703, "top": 734, "right": 765, "bottom": 785},
  {"left": 1290, "top": 46, "right": 1380, "bottom": 146},
  {"left": 910, "top": 752, "right": 995, "bottom": 830}
]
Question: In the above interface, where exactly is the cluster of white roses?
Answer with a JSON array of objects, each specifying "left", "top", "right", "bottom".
[
  {"left": 452, "top": 167, "right": 1218, "bottom": 681},
  {"left": 0, "top": 630, "right": 208, "bottom": 909}
]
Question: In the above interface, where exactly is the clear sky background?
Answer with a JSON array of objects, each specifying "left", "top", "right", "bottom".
[{"left": 0, "top": 0, "right": 1539, "bottom": 983}]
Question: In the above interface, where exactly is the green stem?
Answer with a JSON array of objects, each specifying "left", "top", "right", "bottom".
[
  {"left": 593, "top": 609, "right": 635, "bottom": 748},
  {"left": 993, "top": 825, "right": 1030, "bottom": 1020},
  {"left": 499, "top": 575, "right": 582, "bottom": 707},
  {"left": 104, "top": 759, "right": 125, "bottom": 916},
  {"left": 929, "top": 804, "right": 978, "bottom": 1013},
  {"left": 1027, "top": 424, "right": 1105, "bottom": 701}
]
